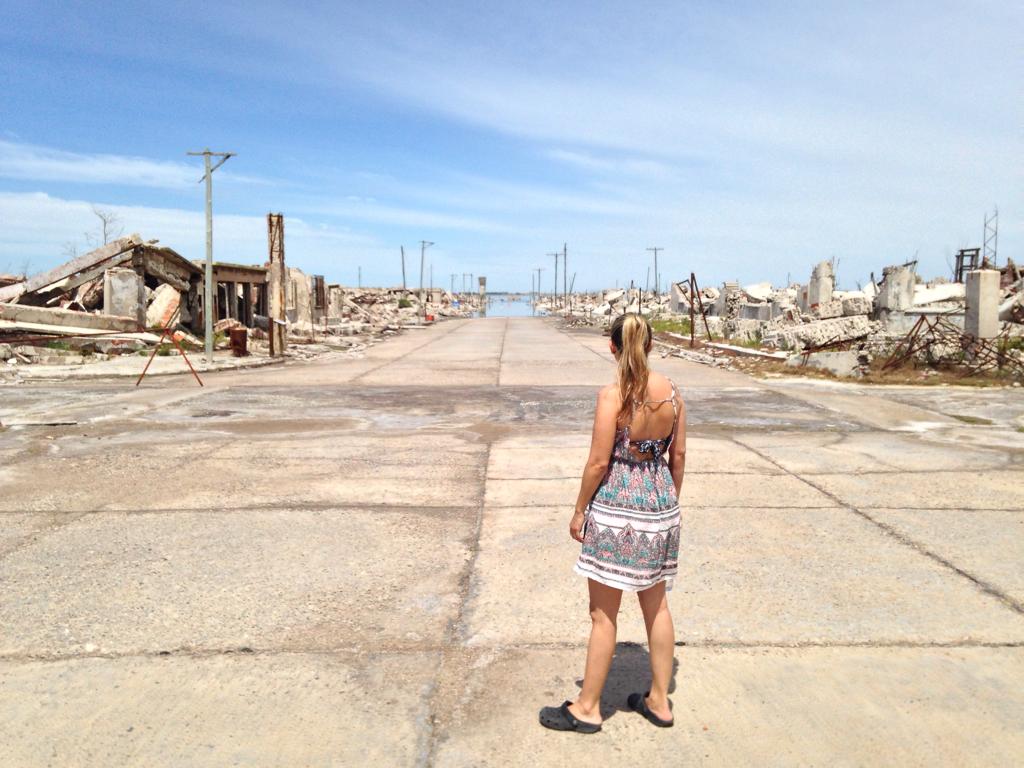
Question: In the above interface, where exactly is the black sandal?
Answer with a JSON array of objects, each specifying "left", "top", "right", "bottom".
[
  {"left": 627, "top": 692, "right": 674, "bottom": 727},
  {"left": 538, "top": 701, "right": 602, "bottom": 733}
]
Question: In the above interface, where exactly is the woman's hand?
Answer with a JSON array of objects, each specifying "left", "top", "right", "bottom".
[{"left": 569, "top": 509, "right": 586, "bottom": 542}]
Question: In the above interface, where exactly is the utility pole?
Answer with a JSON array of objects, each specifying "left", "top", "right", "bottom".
[
  {"left": 647, "top": 247, "right": 663, "bottom": 297},
  {"left": 419, "top": 240, "right": 433, "bottom": 317},
  {"left": 400, "top": 246, "right": 406, "bottom": 290},
  {"left": 562, "top": 242, "right": 568, "bottom": 314},
  {"left": 450, "top": 273, "right": 457, "bottom": 295},
  {"left": 187, "top": 148, "right": 235, "bottom": 361},
  {"left": 535, "top": 267, "right": 545, "bottom": 312},
  {"left": 531, "top": 271, "right": 535, "bottom": 316},
  {"left": 547, "top": 252, "right": 559, "bottom": 307}
]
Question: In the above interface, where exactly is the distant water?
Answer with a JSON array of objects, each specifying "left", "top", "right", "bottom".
[{"left": 476, "top": 294, "right": 537, "bottom": 318}]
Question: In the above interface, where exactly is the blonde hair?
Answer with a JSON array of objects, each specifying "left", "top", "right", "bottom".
[{"left": 610, "top": 313, "right": 652, "bottom": 420}]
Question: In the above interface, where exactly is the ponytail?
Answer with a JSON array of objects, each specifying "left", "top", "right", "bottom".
[{"left": 610, "top": 313, "right": 652, "bottom": 420}]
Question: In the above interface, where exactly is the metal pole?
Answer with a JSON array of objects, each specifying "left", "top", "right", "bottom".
[
  {"left": 187, "top": 148, "right": 234, "bottom": 361},
  {"left": 563, "top": 243, "right": 567, "bottom": 315},
  {"left": 647, "top": 247, "right": 663, "bottom": 297},
  {"left": 419, "top": 240, "right": 433, "bottom": 318},
  {"left": 203, "top": 151, "right": 213, "bottom": 361},
  {"left": 400, "top": 246, "right": 406, "bottom": 290},
  {"left": 689, "top": 274, "right": 695, "bottom": 348}
]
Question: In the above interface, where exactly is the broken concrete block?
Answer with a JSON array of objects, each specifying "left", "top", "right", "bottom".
[
  {"left": 841, "top": 296, "right": 872, "bottom": 316},
  {"left": 965, "top": 269, "right": 1000, "bottom": 339},
  {"left": 877, "top": 264, "right": 916, "bottom": 312},
  {"left": 816, "top": 299, "right": 844, "bottom": 319},
  {"left": 0, "top": 343, "right": 12, "bottom": 360},
  {"left": 103, "top": 268, "right": 145, "bottom": 327},
  {"left": 146, "top": 283, "right": 180, "bottom": 330},
  {"left": 786, "top": 350, "right": 866, "bottom": 378},
  {"left": 763, "top": 315, "right": 873, "bottom": 351},
  {"left": 808, "top": 261, "right": 834, "bottom": 307}
]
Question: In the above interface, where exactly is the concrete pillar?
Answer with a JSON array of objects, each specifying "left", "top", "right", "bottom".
[
  {"left": 242, "top": 283, "right": 253, "bottom": 327},
  {"left": 226, "top": 282, "right": 238, "bottom": 319},
  {"left": 807, "top": 261, "right": 834, "bottom": 307},
  {"left": 267, "top": 213, "right": 287, "bottom": 356},
  {"left": 670, "top": 282, "right": 687, "bottom": 313},
  {"left": 877, "top": 265, "right": 915, "bottom": 312},
  {"left": 965, "top": 269, "right": 1000, "bottom": 339},
  {"left": 103, "top": 267, "right": 145, "bottom": 326}
]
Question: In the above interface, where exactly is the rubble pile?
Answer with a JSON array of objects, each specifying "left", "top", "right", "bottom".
[
  {"left": 281, "top": 268, "right": 479, "bottom": 349},
  {"left": 575, "top": 256, "right": 1023, "bottom": 380},
  {"left": 0, "top": 233, "right": 482, "bottom": 379}
]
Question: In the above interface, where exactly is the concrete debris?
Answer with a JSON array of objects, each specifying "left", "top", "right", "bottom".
[
  {"left": 146, "top": 283, "right": 180, "bottom": 329},
  {"left": 764, "top": 315, "right": 874, "bottom": 351},
  {"left": 574, "top": 256, "right": 1021, "bottom": 380},
  {"left": 0, "top": 224, "right": 493, "bottom": 374},
  {"left": 786, "top": 350, "right": 870, "bottom": 378}
]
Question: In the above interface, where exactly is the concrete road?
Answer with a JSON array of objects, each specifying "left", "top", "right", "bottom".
[{"left": 1, "top": 317, "right": 1023, "bottom": 766}]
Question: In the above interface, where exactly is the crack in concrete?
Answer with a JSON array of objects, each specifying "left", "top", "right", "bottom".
[
  {"left": 732, "top": 436, "right": 1024, "bottom": 617},
  {"left": 495, "top": 317, "right": 509, "bottom": 385},
  {"left": 417, "top": 434, "right": 493, "bottom": 766},
  {"left": 3, "top": 638, "right": 1021, "bottom": 666}
]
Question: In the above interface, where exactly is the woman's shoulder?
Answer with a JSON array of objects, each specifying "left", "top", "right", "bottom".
[
  {"left": 597, "top": 382, "right": 620, "bottom": 402},
  {"left": 647, "top": 371, "right": 677, "bottom": 395}
]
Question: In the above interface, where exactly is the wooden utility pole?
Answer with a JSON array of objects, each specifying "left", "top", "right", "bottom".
[
  {"left": 187, "top": 148, "right": 235, "bottom": 361},
  {"left": 266, "top": 213, "right": 286, "bottom": 357}
]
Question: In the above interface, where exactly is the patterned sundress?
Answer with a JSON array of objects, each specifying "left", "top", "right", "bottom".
[{"left": 574, "top": 382, "right": 681, "bottom": 591}]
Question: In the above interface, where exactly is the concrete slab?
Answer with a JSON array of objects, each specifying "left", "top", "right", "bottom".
[
  {"left": 871, "top": 508, "right": 1024, "bottom": 605},
  {"left": 464, "top": 506, "right": 1024, "bottom": 646},
  {"left": 0, "top": 507, "right": 472, "bottom": 656},
  {"left": 0, "top": 652, "right": 436, "bottom": 767},
  {"left": 0, "top": 434, "right": 485, "bottom": 512},
  {"left": 811, "top": 470, "right": 1024, "bottom": 511},
  {"left": 434, "top": 647, "right": 1024, "bottom": 767},
  {"left": 4, "top": 316, "right": 1024, "bottom": 764},
  {"left": 738, "top": 431, "right": 1013, "bottom": 473},
  {"left": 0, "top": 512, "right": 69, "bottom": 558}
]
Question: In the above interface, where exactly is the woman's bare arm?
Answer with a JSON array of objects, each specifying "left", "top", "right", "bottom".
[
  {"left": 667, "top": 394, "right": 687, "bottom": 496},
  {"left": 569, "top": 386, "right": 619, "bottom": 541}
]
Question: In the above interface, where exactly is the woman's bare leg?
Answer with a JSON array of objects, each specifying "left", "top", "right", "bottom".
[
  {"left": 569, "top": 578, "right": 623, "bottom": 724},
  {"left": 637, "top": 581, "right": 674, "bottom": 721}
]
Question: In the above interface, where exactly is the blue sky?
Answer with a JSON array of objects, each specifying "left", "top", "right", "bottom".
[{"left": 1, "top": 0, "right": 1020, "bottom": 291}]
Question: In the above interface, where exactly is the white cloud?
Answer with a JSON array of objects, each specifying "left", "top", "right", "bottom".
[
  {"left": 546, "top": 149, "right": 676, "bottom": 179},
  {"left": 0, "top": 140, "right": 268, "bottom": 190},
  {"left": 0, "top": 192, "right": 386, "bottom": 284}
]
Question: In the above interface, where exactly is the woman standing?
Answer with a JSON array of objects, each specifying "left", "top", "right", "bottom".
[{"left": 539, "top": 312, "right": 686, "bottom": 734}]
